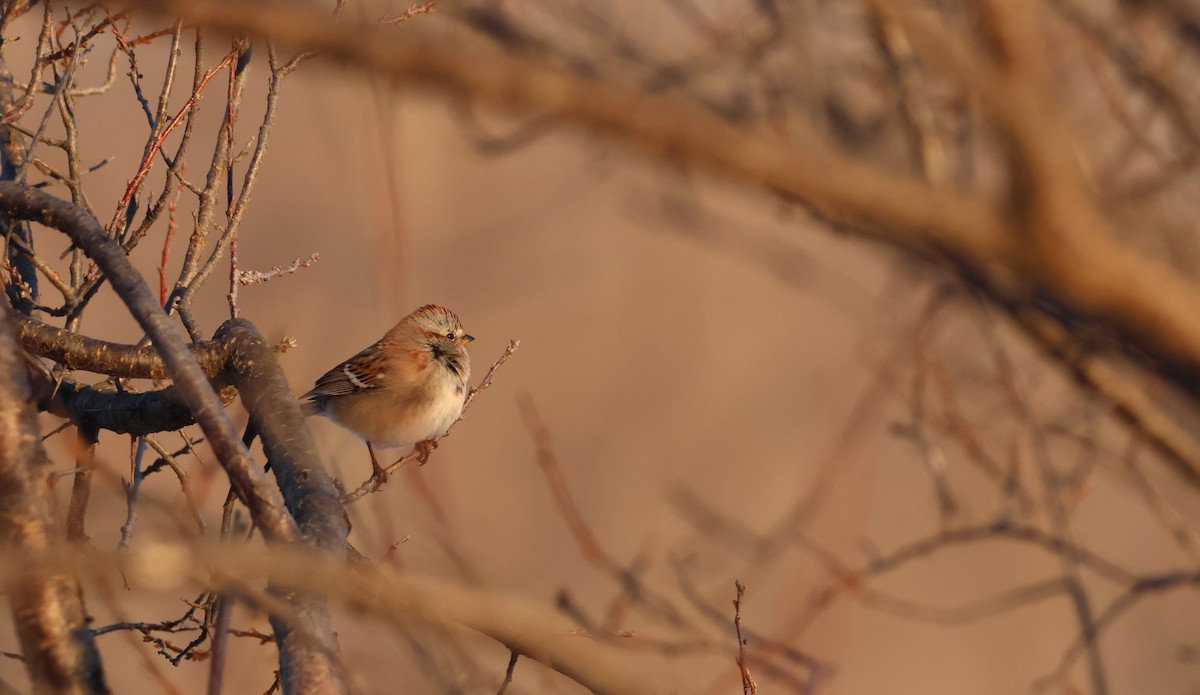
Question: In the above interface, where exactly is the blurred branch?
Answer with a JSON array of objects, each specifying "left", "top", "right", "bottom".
[
  {"left": 1, "top": 544, "right": 680, "bottom": 695},
  {"left": 495, "top": 650, "right": 518, "bottom": 695},
  {"left": 0, "top": 310, "right": 107, "bottom": 694},
  {"left": 515, "top": 393, "right": 829, "bottom": 685}
]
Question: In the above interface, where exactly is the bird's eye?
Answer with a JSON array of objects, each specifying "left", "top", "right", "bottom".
[{"left": 446, "top": 331, "right": 455, "bottom": 340}]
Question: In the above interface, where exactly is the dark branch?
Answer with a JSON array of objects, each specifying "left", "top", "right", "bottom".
[{"left": 216, "top": 318, "right": 349, "bottom": 694}]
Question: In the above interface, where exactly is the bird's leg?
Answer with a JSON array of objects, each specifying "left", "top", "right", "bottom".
[
  {"left": 415, "top": 439, "right": 438, "bottom": 465},
  {"left": 367, "top": 441, "right": 388, "bottom": 485}
]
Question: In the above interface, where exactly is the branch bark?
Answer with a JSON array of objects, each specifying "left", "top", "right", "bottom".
[
  {"left": 216, "top": 318, "right": 349, "bottom": 695},
  {"left": 15, "top": 312, "right": 229, "bottom": 380},
  {"left": 0, "top": 309, "right": 107, "bottom": 695}
]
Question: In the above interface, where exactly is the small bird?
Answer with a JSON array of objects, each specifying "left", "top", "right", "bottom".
[{"left": 300, "top": 304, "right": 473, "bottom": 484}]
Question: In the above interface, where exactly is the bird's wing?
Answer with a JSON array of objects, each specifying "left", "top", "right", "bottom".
[{"left": 301, "top": 342, "right": 389, "bottom": 400}]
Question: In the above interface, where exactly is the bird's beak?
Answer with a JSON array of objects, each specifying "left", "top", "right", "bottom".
[{"left": 461, "top": 334, "right": 475, "bottom": 345}]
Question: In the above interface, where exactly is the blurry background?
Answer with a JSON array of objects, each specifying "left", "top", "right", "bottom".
[{"left": 3, "top": 1, "right": 1200, "bottom": 693}]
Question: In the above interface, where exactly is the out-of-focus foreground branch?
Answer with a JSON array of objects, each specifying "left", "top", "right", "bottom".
[
  {"left": 4, "top": 544, "right": 676, "bottom": 695},
  {"left": 0, "top": 310, "right": 107, "bottom": 695}
]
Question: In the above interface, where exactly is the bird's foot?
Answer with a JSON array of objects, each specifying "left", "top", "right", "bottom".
[
  {"left": 371, "top": 458, "right": 390, "bottom": 486},
  {"left": 415, "top": 439, "right": 438, "bottom": 465}
]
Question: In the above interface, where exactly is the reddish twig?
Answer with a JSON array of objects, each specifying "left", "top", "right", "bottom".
[
  {"left": 263, "top": 671, "right": 281, "bottom": 695},
  {"left": 460, "top": 338, "right": 520, "bottom": 414},
  {"left": 517, "top": 392, "right": 606, "bottom": 565},
  {"left": 158, "top": 176, "right": 184, "bottom": 307},
  {"left": 40, "top": 10, "right": 128, "bottom": 63},
  {"left": 107, "top": 51, "right": 236, "bottom": 237},
  {"left": 128, "top": 25, "right": 178, "bottom": 49}
]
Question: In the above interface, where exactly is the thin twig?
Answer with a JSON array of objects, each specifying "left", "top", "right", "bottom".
[
  {"left": 236, "top": 253, "right": 319, "bottom": 285},
  {"left": 495, "top": 650, "right": 519, "bottom": 695},
  {"left": 118, "top": 437, "right": 148, "bottom": 551},
  {"left": 733, "top": 581, "right": 757, "bottom": 695},
  {"left": 380, "top": 1, "right": 438, "bottom": 25},
  {"left": 106, "top": 50, "right": 234, "bottom": 237}
]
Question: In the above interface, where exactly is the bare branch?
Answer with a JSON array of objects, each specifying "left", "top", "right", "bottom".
[
  {"left": 732, "top": 581, "right": 757, "bottom": 695},
  {"left": 236, "top": 253, "right": 319, "bottom": 286},
  {"left": 216, "top": 318, "right": 349, "bottom": 694}
]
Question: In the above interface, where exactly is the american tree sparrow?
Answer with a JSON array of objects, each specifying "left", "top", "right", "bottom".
[{"left": 300, "top": 304, "right": 473, "bottom": 484}]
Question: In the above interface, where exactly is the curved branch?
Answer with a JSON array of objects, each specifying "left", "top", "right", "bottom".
[
  {"left": 0, "top": 184, "right": 355, "bottom": 695},
  {"left": 0, "top": 184, "right": 356, "bottom": 693},
  {"left": 216, "top": 318, "right": 348, "bottom": 694}
]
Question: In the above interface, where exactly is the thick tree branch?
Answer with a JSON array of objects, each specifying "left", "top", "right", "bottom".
[
  {"left": 216, "top": 318, "right": 348, "bottom": 695},
  {"left": 0, "top": 311, "right": 107, "bottom": 695},
  {"left": 2, "top": 545, "right": 679, "bottom": 695},
  {"left": 15, "top": 312, "right": 229, "bottom": 380},
  {"left": 51, "top": 378, "right": 238, "bottom": 437}
]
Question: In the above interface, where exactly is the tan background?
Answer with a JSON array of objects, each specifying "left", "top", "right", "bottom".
[{"left": 1, "top": 4, "right": 1198, "bottom": 694}]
